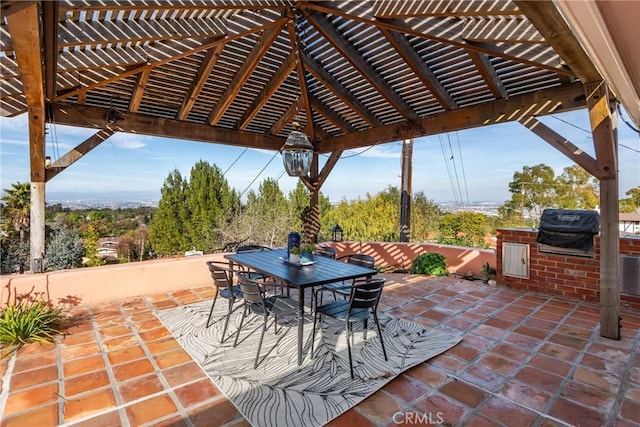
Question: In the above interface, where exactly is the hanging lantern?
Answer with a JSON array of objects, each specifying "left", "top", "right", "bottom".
[
  {"left": 281, "top": 122, "right": 313, "bottom": 177},
  {"left": 332, "top": 224, "right": 343, "bottom": 242}
]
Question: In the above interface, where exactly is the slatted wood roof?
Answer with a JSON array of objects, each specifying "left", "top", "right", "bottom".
[{"left": 1, "top": 0, "right": 604, "bottom": 158}]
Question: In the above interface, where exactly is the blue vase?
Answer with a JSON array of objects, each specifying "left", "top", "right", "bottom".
[
  {"left": 301, "top": 251, "right": 314, "bottom": 264},
  {"left": 287, "top": 232, "right": 300, "bottom": 259}
]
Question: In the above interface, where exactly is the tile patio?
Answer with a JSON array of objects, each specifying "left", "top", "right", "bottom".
[{"left": 1, "top": 275, "right": 639, "bottom": 427}]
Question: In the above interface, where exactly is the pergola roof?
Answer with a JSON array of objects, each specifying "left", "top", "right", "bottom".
[
  {"left": 1, "top": 0, "right": 636, "bottom": 340},
  {"left": 2, "top": 0, "right": 637, "bottom": 159}
]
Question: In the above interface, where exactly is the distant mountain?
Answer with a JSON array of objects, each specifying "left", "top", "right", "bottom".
[{"left": 47, "top": 191, "right": 160, "bottom": 209}]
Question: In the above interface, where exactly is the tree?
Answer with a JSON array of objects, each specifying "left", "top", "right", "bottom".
[
  {"left": 620, "top": 187, "right": 640, "bottom": 213},
  {"left": 83, "top": 223, "right": 105, "bottom": 267},
  {"left": 185, "top": 161, "right": 240, "bottom": 252},
  {"left": 241, "top": 178, "right": 291, "bottom": 247},
  {"left": 1, "top": 182, "right": 31, "bottom": 273},
  {"left": 436, "top": 212, "right": 489, "bottom": 248},
  {"left": 149, "top": 169, "right": 189, "bottom": 255},
  {"left": 499, "top": 164, "right": 558, "bottom": 227},
  {"left": 556, "top": 165, "right": 598, "bottom": 209},
  {"left": 45, "top": 228, "right": 84, "bottom": 271},
  {"left": 410, "top": 191, "right": 441, "bottom": 242}
]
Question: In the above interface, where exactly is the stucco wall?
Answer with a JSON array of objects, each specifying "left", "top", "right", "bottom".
[{"left": 1, "top": 242, "right": 495, "bottom": 308}]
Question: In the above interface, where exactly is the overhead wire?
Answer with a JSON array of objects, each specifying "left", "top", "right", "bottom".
[
  {"left": 455, "top": 132, "right": 471, "bottom": 206},
  {"left": 447, "top": 132, "right": 465, "bottom": 207},
  {"left": 439, "top": 134, "right": 459, "bottom": 204}
]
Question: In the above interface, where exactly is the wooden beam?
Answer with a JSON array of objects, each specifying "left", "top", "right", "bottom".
[
  {"left": 49, "top": 102, "right": 285, "bottom": 151},
  {"left": 318, "top": 83, "right": 587, "bottom": 153},
  {"left": 209, "top": 23, "right": 283, "bottom": 125},
  {"left": 307, "top": 11, "right": 417, "bottom": 120},
  {"left": 177, "top": 44, "right": 223, "bottom": 120},
  {"left": 514, "top": 1, "right": 601, "bottom": 83},
  {"left": 42, "top": 0, "right": 58, "bottom": 101},
  {"left": 379, "top": 26, "right": 458, "bottom": 110},
  {"left": 585, "top": 82, "right": 617, "bottom": 180},
  {"left": 518, "top": 116, "right": 597, "bottom": 176},
  {"left": 46, "top": 129, "right": 116, "bottom": 181},
  {"left": 6, "top": 3, "right": 46, "bottom": 272}
]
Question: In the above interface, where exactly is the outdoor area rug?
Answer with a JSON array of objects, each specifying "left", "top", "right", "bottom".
[{"left": 155, "top": 299, "right": 462, "bottom": 427}]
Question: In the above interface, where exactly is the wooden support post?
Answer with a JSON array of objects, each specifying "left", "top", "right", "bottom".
[{"left": 586, "top": 81, "right": 620, "bottom": 340}]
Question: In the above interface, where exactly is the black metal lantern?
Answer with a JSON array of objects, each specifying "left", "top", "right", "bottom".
[
  {"left": 281, "top": 122, "right": 313, "bottom": 177},
  {"left": 331, "top": 224, "right": 343, "bottom": 242}
]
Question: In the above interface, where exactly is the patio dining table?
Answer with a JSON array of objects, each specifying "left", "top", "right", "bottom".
[{"left": 224, "top": 248, "right": 377, "bottom": 365}]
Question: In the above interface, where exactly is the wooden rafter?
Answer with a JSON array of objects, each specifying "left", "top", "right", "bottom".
[
  {"left": 209, "top": 23, "right": 283, "bottom": 125},
  {"left": 177, "top": 44, "right": 224, "bottom": 121},
  {"left": 52, "top": 16, "right": 287, "bottom": 103},
  {"left": 466, "top": 50, "right": 508, "bottom": 99},
  {"left": 301, "top": 52, "right": 382, "bottom": 127},
  {"left": 379, "top": 26, "right": 458, "bottom": 110},
  {"left": 309, "top": 94, "right": 358, "bottom": 134},
  {"left": 239, "top": 52, "right": 296, "bottom": 129},
  {"left": 371, "top": 0, "right": 519, "bottom": 18},
  {"left": 307, "top": 11, "right": 417, "bottom": 120},
  {"left": 288, "top": 15, "right": 314, "bottom": 139},
  {"left": 57, "top": 17, "right": 228, "bottom": 48}
]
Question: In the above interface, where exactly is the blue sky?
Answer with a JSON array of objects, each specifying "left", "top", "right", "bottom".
[{"left": 1, "top": 108, "right": 638, "bottom": 204}]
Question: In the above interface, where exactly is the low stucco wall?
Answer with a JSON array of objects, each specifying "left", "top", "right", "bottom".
[
  {"left": 1, "top": 242, "right": 495, "bottom": 308},
  {"left": 328, "top": 241, "right": 495, "bottom": 276},
  {"left": 1, "top": 253, "right": 228, "bottom": 308}
]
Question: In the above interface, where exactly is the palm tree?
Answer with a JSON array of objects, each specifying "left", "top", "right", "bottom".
[{"left": 2, "top": 181, "right": 31, "bottom": 247}]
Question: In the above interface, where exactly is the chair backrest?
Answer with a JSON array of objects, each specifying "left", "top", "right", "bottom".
[
  {"left": 236, "top": 274, "right": 266, "bottom": 306},
  {"left": 348, "top": 277, "right": 386, "bottom": 310},
  {"left": 338, "top": 253, "right": 375, "bottom": 269},
  {"left": 236, "top": 245, "right": 272, "bottom": 253},
  {"left": 206, "top": 261, "right": 234, "bottom": 290},
  {"left": 315, "top": 246, "right": 337, "bottom": 259}
]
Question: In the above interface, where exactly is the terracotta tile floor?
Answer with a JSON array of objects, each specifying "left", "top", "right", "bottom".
[{"left": 1, "top": 275, "right": 639, "bottom": 427}]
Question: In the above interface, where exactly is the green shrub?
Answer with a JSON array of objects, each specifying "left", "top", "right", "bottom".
[
  {"left": 0, "top": 299, "right": 64, "bottom": 357},
  {"left": 410, "top": 252, "right": 448, "bottom": 276}
]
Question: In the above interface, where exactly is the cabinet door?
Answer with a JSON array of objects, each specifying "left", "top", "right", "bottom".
[{"left": 502, "top": 243, "right": 529, "bottom": 278}]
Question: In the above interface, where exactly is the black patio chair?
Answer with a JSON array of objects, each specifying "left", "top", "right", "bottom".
[
  {"left": 205, "top": 261, "right": 243, "bottom": 342},
  {"left": 311, "top": 277, "right": 388, "bottom": 378},
  {"left": 233, "top": 274, "right": 298, "bottom": 368},
  {"left": 321, "top": 253, "right": 375, "bottom": 300},
  {"left": 315, "top": 246, "right": 337, "bottom": 259},
  {"left": 234, "top": 245, "right": 284, "bottom": 292}
]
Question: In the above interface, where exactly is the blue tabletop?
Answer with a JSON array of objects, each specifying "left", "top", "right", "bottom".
[{"left": 225, "top": 248, "right": 377, "bottom": 289}]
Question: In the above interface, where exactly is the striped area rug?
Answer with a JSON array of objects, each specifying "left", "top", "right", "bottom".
[{"left": 155, "top": 299, "right": 461, "bottom": 427}]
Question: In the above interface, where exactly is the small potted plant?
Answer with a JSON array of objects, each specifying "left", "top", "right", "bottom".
[
  {"left": 301, "top": 243, "right": 316, "bottom": 263},
  {"left": 289, "top": 246, "right": 301, "bottom": 263}
]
